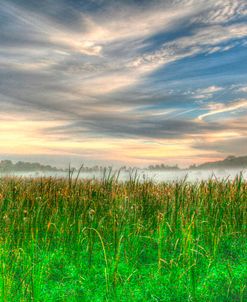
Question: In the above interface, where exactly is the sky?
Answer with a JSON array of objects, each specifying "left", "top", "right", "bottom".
[{"left": 0, "top": 0, "right": 247, "bottom": 168}]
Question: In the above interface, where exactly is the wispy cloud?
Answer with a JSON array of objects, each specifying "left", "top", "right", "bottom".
[{"left": 198, "top": 99, "right": 247, "bottom": 121}]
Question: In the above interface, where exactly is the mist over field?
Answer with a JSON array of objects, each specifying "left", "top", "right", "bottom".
[{"left": 1, "top": 168, "right": 246, "bottom": 182}]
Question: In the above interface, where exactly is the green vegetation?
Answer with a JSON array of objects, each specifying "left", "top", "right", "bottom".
[{"left": 0, "top": 174, "right": 246, "bottom": 301}]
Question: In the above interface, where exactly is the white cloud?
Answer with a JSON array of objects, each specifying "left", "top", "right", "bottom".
[
  {"left": 238, "top": 87, "right": 247, "bottom": 93},
  {"left": 127, "top": 21, "right": 247, "bottom": 79},
  {"left": 199, "top": 86, "right": 223, "bottom": 94},
  {"left": 192, "top": 86, "right": 223, "bottom": 99},
  {"left": 193, "top": 0, "right": 247, "bottom": 24}
]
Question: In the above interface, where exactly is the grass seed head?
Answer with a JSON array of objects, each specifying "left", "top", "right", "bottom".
[{"left": 89, "top": 208, "right": 96, "bottom": 221}]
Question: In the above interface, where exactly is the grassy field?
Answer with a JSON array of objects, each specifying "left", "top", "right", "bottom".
[{"left": 0, "top": 174, "right": 246, "bottom": 301}]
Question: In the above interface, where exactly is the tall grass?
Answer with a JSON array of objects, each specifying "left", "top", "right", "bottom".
[{"left": 0, "top": 174, "right": 246, "bottom": 301}]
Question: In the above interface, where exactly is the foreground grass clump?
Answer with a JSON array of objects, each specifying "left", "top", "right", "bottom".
[{"left": 0, "top": 175, "right": 246, "bottom": 301}]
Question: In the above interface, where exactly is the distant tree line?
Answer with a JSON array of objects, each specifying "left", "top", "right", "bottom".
[
  {"left": 147, "top": 164, "right": 180, "bottom": 170},
  {"left": 189, "top": 155, "right": 247, "bottom": 170},
  {"left": 1, "top": 155, "right": 246, "bottom": 173},
  {"left": 0, "top": 160, "right": 138, "bottom": 173},
  {"left": 0, "top": 160, "right": 60, "bottom": 172}
]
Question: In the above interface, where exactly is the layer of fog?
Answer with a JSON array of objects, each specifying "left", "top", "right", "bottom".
[{"left": 1, "top": 169, "right": 246, "bottom": 183}]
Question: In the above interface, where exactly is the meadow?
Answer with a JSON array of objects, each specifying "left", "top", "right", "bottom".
[{"left": 0, "top": 173, "right": 246, "bottom": 301}]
